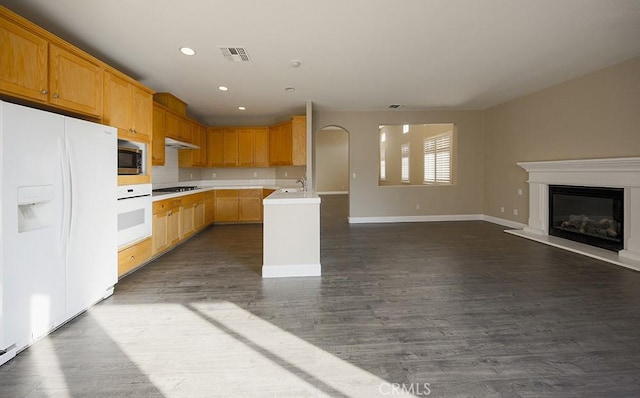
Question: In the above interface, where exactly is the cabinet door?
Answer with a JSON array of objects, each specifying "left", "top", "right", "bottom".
[
  {"left": 152, "top": 105, "right": 166, "bottom": 165},
  {"left": 205, "top": 191, "right": 215, "bottom": 225},
  {"left": 237, "top": 129, "right": 254, "bottom": 166},
  {"left": 194, "top": 201, "right": 206, "bottom": 230},
  {"left": 179, "top": 117, "right": 192, "bottom": 142},
  {"left": 291, "top": 116, "right": 306, "bottom": 166},
  {"left": 167, "top": 207, "right": 181, "bottom": 245},
  {"left": 279, "top": 122, "right": 293, "bottom": 165},
  {"left": 239, "top": 190, "right": 262, "bottom": 222},
  {"left": 165, "top": 111, "right": 181, "bottom": 140},
  {"left": 0, "top": 17, "right": 48, "bottom": 102},
  {"left": 49, "top": 44, "right": 102, "bottom": 117},
  {"left": 254, "top": 128, "right": 269, "bottom": 167},
  {"left": 118, "top": 238, "right": 152, "bottom": 277},
  {"left": 103, "top": 72, "right": 130, "bottom": 132},
  {"left": 195, "top": 125, "right": 208, "bottom": 166},
  {"left": 182, "top": 203, "right": 195, "bottom": 238},
  {"left": 131, "top": 84, "right": 152, "bottom": 140},
  {"left": 215, "top": 190, "right": 239, "bottom": 222},
  {"left": 207, "top": 128, "right": 225, "bottom": 167},
  {"left": 223, "top": 129, "right": 238, "bottom": 166},
  {"left": 152, "top": 206, "right": 169, "bottom": 255}
]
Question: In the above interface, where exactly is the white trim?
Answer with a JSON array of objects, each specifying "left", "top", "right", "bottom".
[
  {"left": 348, "top": 214, "right": 483, "bottom": 224},
  {"left": 506, "top": 229, "right": 640, "bottom": 272},
  {"left": 318, "top": 191, "right": 349, "bottom": 195},
  {"left": 0, "top": 345, "right": 17, "bottom": 367},
  {"left": 481, "top": 215, "right": 527, "bottom": 229},
  {"left": 262, "top": 263, "right": 321, "bottom": 278}
]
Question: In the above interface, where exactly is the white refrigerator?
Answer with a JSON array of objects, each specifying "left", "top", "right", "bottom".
[{"left": 0, "top": 101, "right": 117, "bottom": 364}]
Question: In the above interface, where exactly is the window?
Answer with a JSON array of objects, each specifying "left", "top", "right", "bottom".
[
  {"left": 402, "top": 124, "right": 409, "bottom": 134},
  {"left": 401, "top": 143, "right": 410, "bottom": 182},
  {"left": 380, "top": 149, "right": 386, "bottom": 180},
  {"left": 380, "top": 132, "right": 386, "bottom": 142},
  {"left": 423, "top": 132, "right": 452, "bottom": 184}
]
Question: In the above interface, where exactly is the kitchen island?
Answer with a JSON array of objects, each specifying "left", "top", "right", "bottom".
[{"left": 262, "top": 189, "right": 321, "bottom": 278}]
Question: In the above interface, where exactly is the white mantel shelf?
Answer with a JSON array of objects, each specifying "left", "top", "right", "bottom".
[{"left": 514, "top": 157, "right": 640, "bottom": 272}]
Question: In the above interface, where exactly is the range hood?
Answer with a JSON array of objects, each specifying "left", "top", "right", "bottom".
[{"left": 165, "top": 137, "right": 200, "bottom": 149}]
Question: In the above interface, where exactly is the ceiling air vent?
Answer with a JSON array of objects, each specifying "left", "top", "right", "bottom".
[
  {"left": 388, "top": 104, "right": 403, "bottom": 109},
  {"left": 218, "top": 47, "right": 250, "bottom": 62}
]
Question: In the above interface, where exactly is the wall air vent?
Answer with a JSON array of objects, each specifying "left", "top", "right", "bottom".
[{"left": 218, "top": 47, "right": 250, "bottom": 62}]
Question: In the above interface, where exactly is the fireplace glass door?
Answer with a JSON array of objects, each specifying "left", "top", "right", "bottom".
[{"left": 549, "top": 185, "right": 624, "bottom": 252}]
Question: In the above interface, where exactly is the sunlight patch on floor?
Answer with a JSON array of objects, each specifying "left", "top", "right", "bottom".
[{"left": 89, "top": 301, "right": 415, "bottom": 397}]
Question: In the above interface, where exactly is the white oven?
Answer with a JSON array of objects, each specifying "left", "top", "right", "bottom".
[{"left": 117, "top": 184, "right": 152, "bottom": 248}]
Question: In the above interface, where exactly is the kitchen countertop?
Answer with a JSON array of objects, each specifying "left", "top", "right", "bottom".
[
  {"left": 263, "top": 189, "right": 321, "bottom": 205},
  {"left": 151, "top": 185, "right": 283, "bottom": 202}
]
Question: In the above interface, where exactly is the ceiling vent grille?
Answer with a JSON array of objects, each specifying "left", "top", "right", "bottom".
[
  {"left": 388, "top": 104, "right": 403, "bottom": 109},
  {"left": 218, "top": 47, "right": 250, "bottom": 62}
]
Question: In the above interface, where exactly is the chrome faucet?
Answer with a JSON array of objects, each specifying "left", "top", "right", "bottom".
[{"left": 296, "top": 177, "right": 307, "bottom": 191}]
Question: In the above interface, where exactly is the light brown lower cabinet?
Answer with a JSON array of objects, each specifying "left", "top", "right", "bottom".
[
  {"left": 214, "top": 189, "right": 263, "bottom": 223},
  {"left": 215, "top": 189, "right": 240, "bottom": 222},
  {"left": 239, "top": 189, "right": 262, "bottom": 222},
  {"left": 118, "top": 238, "right": 152, "bottom": 277},
  {"left": 181, "top": 192, "right": 205, "bottom": 238},
  {"left": 152, "top": 198, "right": 182, "bottom": 256},
  {"left": 205, "top": 191, "right": 215, "bottom": 224}
]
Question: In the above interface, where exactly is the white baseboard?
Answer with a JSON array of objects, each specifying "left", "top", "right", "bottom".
[
  {"left": 0, "top": 344, "right": 16, "bottom": 367},
  {"left": 348, "top": 214, "right": 484, "bottom": 224},
  {"left": 262, "top": 263, "right": 322, "bottom": 278},
  {"left": 317, "top": 191, "right": 349, "bottom": 195},
  {"left": 481, "top": 215, "right": 527, "bottom": 229}
]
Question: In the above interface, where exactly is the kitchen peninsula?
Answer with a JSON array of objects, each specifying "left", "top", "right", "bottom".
[{"left": 262, "top": 189, "right": 321, "bottom": 278}]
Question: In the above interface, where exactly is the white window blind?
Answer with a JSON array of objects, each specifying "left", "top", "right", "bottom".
[
  {"left": 423, "top": 133, "right": 452, "bottom": 184},
  {"left": 401, "top": 143, "right": 410, "bottom": 182},
  {"left": 380, "top": 149, "right": 386, "bottom": 180}
]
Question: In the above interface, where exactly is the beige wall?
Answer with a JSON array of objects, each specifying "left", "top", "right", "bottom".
[
  {"left": 316, "top": 129, "right": 349, "bottom": 193},
  {"left": 483, "top": 56, "right": 640, "bottom": 224},
  {"left": 313, "top": 110, "right": 485, "bottom": 218}
]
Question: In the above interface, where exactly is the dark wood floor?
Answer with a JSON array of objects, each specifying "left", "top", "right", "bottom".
[{"left": 2, "top": 194, "right": 640, "bottom": 397}]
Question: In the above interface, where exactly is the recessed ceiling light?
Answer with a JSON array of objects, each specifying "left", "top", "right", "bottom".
[
  {"left": 238, "top": 106, "right": 246, "bottom": 111},
  {"left": 290, "top": 60, "right": 301, "bottom": 68},
  {"left": 218, "top": 86, "right": 229, "bottom": 91},
  {"left": 285, "top": 87, "right": 296, "bottom": 92},
  {"left": 180, "top": 47, "right": 196, "bottom": 56}
]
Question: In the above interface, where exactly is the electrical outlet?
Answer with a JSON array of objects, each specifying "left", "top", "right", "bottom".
[
  {"left": 212, "top": 173, "right": 216, "bottom": 178},
  {"left": 353, "top": 173, "right": 357, "bottom": 179},
  {"left": 513, "top": 209, "right": 518, "bottom": 216},
  {"left": 517, "top": 188, "right": 523, "bottom": 196},
  {"left": 189, "top": 173, "right": 193, "bottom": 179},
  {"left": 253, "top": 172, "right": 258, "bottom": 177},
  {"left": 285, "top": 172, "right": 288, "bottom": 177},
  {"left": 500, "top": 206, "right": 505, "bottom": 213},
  {"left": 415, "top": 204, "right": 420, "bottom": 210}
]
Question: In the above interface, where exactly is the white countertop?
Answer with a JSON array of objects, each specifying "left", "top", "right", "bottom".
[
  {"left": 151, "top": 185, "right": 282, "bottom": 202},
  {"left": 263, "top": 189, "right": 321, "bottom": 205}
]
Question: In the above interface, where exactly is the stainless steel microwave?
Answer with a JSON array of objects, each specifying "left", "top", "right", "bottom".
[{"left": 118, "top": 145, "right": 143, "bottom": 175}]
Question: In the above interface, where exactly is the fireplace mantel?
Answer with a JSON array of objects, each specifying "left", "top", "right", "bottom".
[{"left": 508, "top": 157, "right": 640, "bottom": 271}]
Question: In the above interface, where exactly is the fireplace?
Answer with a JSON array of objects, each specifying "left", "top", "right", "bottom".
[
  {"left": 511, "top": 157, "right": 640, "bottom": 271},
  {"left": 549, "top": 185, "right": 623, "bottom": 251}
]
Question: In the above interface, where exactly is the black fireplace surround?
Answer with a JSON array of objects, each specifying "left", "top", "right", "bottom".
[{"left": 549, "top": 185, "right": 624, "bottom": 252}]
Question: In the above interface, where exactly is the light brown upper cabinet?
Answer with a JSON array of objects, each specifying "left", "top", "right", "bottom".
[
  {"left": 178, "top": 122, "right": 207, "bottom": 168},
  {"left": 238, "top": 127, "right": 269, "bottom": 167},
  {"left": 49, "top": 44, "right": 103, "bottom": 118},
  {"left": 269, "top": 121, "right": 293, "bottom": 166},
  {"left": 207, "top": 128, "right": 225, "bottom": 167},
  {"left": 103, "top": 71, "right": 153, "bottom": 143},
  {"left": 0, "top": 12, "right": 103, "bottom": 118},
  {"left": 291, "top": 116, "right": 306, "bottom": 166},
  {"left": 0, "top": 16, "right": 48, "bottom": 102},
  {"left": 152, "top": 104, "right": 166, "bottom": 165}
]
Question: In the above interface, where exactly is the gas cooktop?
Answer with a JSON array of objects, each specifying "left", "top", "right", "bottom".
[{"left": 152, "top": 186, "right": 200, "bottom": 193}]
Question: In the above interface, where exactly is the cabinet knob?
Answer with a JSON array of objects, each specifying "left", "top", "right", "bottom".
[
  {"left": 41, "top": 89, "right": 49, "bottom": 95},
  {"left": 130, "top": 255, "right": 135, "bottom": 261},
  {"left": 53, "top": 93, "right": 59, "bottom": 99}
]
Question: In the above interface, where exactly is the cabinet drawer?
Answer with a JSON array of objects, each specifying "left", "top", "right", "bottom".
[
  {"left": 181, "top": 192, "right": 205, "bottom": 206},
  {"left": 216, "top": 189, "right": 238, "bottom": 198},
  {"left": 153, "top": 198, "right": 181, "bottom": 213},
  {"left": 239, "top": 189, "right": 262, "bottom": 198},
  {"left": 118, "top": 238, "right": 152, "bottom": 277}
]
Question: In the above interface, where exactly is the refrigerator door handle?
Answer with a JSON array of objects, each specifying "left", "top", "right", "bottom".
[
  {"left": 66, "top": 137, "right": 75, "bottom": 249},
  {"left": 60, "top": 137, "right": 72, "bottom": 259}
]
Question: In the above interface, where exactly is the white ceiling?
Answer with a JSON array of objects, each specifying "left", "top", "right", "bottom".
[{"left": 3, "top": 0, "right": 640, "bottom": 125}]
